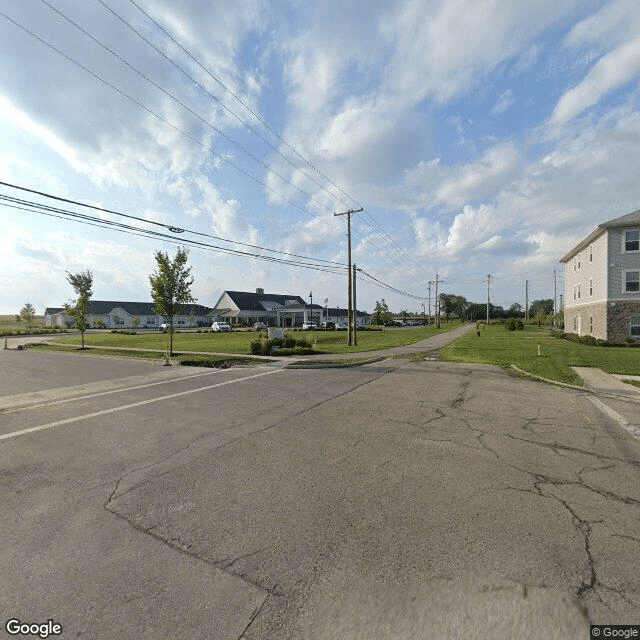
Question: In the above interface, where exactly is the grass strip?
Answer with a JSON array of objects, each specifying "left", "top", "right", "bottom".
[
  {"left": 440, "top": 323, "right": 640, "bottom": 385},
  {"left": 28, "top": 343, "right": 267, "bottom": 367}
]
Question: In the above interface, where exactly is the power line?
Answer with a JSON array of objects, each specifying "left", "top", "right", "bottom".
[
  {"left": 0, "top": 181, "right": 345, "bottom": 267},
  {"left": 0, "top": 8, "right": 343, "bottom": 235},
  {"left": 111, "top": 0, "right": 430, "bottom": 283}
]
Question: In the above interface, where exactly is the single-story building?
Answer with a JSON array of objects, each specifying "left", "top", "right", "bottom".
[
  {"left": 45, "top": 301, "right": 214, "bottom": 329},
  {"left": 211, "top": 289, "right": 371, "bottom": 327}
]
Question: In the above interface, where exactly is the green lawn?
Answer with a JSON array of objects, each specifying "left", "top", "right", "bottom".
[
  {"left": 440, "top": 324, "right": 640, "bottom": 385},
  {"left": 49, "top": 322, "right": 458, "bottom": 355},
  {"left": 29, "top": 343, "right": 266, "bottom": 367},
  {"left": 0, "top": 315, "right": 48, "bottom": 335}
]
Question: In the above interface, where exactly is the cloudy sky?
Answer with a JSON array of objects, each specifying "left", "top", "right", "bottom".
[{"left": 2, "top": 0, "right": 640, "bottom": 316}]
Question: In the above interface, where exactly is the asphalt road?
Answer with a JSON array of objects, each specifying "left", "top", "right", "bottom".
[{"left": 1, "top": 345, "right": 639, "bottom": 639}]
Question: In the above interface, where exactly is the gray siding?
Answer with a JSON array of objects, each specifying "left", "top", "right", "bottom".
[{"left": 608, "top": 228, "right": 640, "bottom": 300}]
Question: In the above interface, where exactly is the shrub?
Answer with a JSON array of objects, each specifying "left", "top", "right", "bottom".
[
  {"left": 595, "top": 339, "right": 608, "bottom": 347},
  {"left": 580, "top": 335, "right": 597, "bottom": 346},
  {"left": 110, "top": 330, "right": 137, "bottom": 335},
  {"left": 505, "top": 318, "right": 524, "bottom": 331}
]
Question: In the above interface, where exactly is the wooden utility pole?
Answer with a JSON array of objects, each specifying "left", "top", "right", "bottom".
[
  {"left": 334, "top": 208, "right": 362, "bottom": 346},
  {"left": 352, "top": 263, "right": 357, "bottom": 346},
  {"left": 427, "top": 282, "right": 432, "bottom": 325},
  {"left": 434, "top": 274, "right": 440, "bottom": 328},
  {"left": 486, "top": 274, "right": 493, "bottom": 323}
]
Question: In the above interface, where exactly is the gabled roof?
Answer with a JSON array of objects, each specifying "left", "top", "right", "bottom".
[
  {"left": 559, "top": 209, "right": 640, "bottom": 262},
  {"left": 222, "top": 291, "right": 306, "bottom": 311},
  {"left": 45, "top": 301, "right": 214, "bottom": 316}
]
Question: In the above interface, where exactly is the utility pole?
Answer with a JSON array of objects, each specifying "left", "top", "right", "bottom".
[
  {"left": 427, "top": 282, "right": 432, "bottom": 325},
  {"left": 525, "top": 280, "right": 529, "bottom": 321},
  {"left": 553, "top": 269, "right": 557, "bottom": 318},
  {"left": 352, "top": 263, "right": 358, "bottom": 346},
  {"left": 486, "top": 274, "right": 493, "bottom": 323},
  {"left": 434, "top": 274, "right": 440, "bottom": 328},
  {"left": 334, "top": 208, "right": 363, "bottom": 346},
  {"left": 309, "top": 290, "right": 313, "bottom": 324}
]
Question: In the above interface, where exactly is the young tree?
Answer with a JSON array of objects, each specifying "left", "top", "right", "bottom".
[
  {"left": 19, "top": 303, "right": 37, "bottom": 333},
  {"left": 372, "top": 299, "right": 392, "bottom": 325},
  {"left": 64, "top": 270, "right": 93, "bottom": 349},
  {"left": 149, "top": 247, "right": 196, "bottom": 356}
]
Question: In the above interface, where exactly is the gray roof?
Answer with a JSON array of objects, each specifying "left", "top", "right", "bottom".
[
  {"left": 559, "top": 209, "right": 640, "bottom": 262},
  {"left": 223, "top": 291, "right": 306, "bottom": 311},
  {"left": 46, "top": 301, "right": 213, "bottom": 316}
]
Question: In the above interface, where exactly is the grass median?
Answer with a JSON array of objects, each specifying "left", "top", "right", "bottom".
[
  {"left": 29, "top": 343, "right": 266, "bottom": 368},
  {"left": 47, "top": 322, "right": 459, "bottom": 355},
  {"left": 439, "top": 323, "right": 640, "bottom": 385}
]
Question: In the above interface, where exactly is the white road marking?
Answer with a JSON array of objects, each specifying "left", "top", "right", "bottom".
[
  {"left": 588, "top": 396, "right": 640, "bottom": 440},
  {"left": 0, "top": 369, "right": 283, "bottom": 442},
  {"left": 2, "top": 368, "right": 224, "bottom": 414}
]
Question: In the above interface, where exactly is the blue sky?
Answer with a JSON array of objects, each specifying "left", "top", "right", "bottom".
[{"left": 2, "top": 0, "right": 640, "bottom": 315}]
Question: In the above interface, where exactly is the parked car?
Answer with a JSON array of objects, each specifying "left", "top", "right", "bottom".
[
  {"left": 211, "top": 322, "right": 232, "bottom": 332},
  {"left": 253, "top": 322, "right": 267, "bottom": 330},
  {"left": 334, "top": 322, "right": 347, "bottom": 331},
  {"left": 302, "top": 322, "right": 316, "bottom": 330},
  {"left": 158, "top": 323, "right": 169, "bottom": 332},
  {"left": 320, "top": 321, "right": 335, "bottom": 330}
]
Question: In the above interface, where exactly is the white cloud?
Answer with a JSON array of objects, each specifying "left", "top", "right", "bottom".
[
  {"left": 551, "top": 36, "right": 640, "bottom": 125},
  {"left": 434, "top": 142, "right": 520, "bottom": 209},
  {"left": 194, "top": 176, "right": 260, "bottom": 245},
  {"left": 491, "top": 89, "right": 514, "bottom": 115}
]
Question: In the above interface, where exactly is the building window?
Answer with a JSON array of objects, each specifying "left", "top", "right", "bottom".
[
  {"left": 573, "top": 317, "right": 577, "bottom": 331},
  {"left": 573, "top": 286, "right": 577, "bottom": 301},
  {"left": 589, "top": 245, "right": 593, "bottom": 262},
  {"left": 589, "top": 316, "right": 593, "bottom": 333},
  {"left": 625, "top": 270, "right": 640, "bottom": 292},
  {"left": 577, "top": 283, "right": 581, "bottom": 299},
  {"left": 631, "top": 316, "right": 640, "bottom": 336},
  {"left": 624, "top": 230, "right": 639, "bottom": 252},
  {"left": 577, "top": 254, "right": 581, "bottom": 270},
  {"left": 573, "top": 258, "right": 576, "bottom": 272},
  {"left": 589, "top": 278, "right": 593, "bottom": 296}
]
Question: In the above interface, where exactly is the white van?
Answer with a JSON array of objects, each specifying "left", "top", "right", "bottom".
[{"left": 211, "top": 322, "right": 232, "bottom": 332}]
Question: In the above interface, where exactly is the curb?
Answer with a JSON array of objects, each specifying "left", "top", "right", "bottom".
[
  {"left": 510, "top": 364, "right": 640, "bottom": 403},
  {"left": 285, "top": 356, "right": 386, "bottom": 369}
]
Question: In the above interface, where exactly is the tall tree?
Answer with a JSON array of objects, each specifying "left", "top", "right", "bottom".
[
  {"left": 19, "top": 302, "right": 37, "bottom": 333},
  {"left": 439, "top": 293, "right": 469, "bottom": 321},
  {"left": 149, "top": 247, "right": 196, "bottom": 356},
  {"left": 372, "top": 299, "right": 392, "bottom": 325},
  {"left": 508, "top": 302, "right": 524, "bottom": 317},
  {"left": 528, "top": 298, "right": 554, "bottom": 318},
  {"left": 64, "top": 270, "right": 93, "bottom": 349}
]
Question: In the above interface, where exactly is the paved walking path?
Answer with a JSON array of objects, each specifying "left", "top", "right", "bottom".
[
  {"left": 300, "top": 322, "right": 476, "bottom": 361},
  {"left": 571, "top": 366, "right": 640, "bottom": 398}
]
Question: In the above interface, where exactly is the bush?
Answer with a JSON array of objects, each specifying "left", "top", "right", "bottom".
[
  {"left": 110, "top": 330, "right": 137, "bottom": 335},
  {"left": 580, "top": 335, "right": 597, "bottom": 345},
  {"left": 505, "top": 318, "right": 524, "bottom": 331},
  {"left": 250, "top": 335, "right": 314, "bottom": 355}
]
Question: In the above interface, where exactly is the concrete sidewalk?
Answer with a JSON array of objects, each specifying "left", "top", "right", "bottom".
[{"left": 571, "top": 366, "right": 640, "bottom": 398}]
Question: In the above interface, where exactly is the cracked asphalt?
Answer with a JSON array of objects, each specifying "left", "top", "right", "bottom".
[{"left": 1, "top": 346, "right": 639, "bottom": 639}]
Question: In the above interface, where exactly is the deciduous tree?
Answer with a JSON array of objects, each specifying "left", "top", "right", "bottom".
[
  {"left": 19, "top": 303, "right": 36, "bottom": 333},
  {"left": 149, "top": 247, "right": 196, "bottom": 356},
  {"left": 64, "top": 270, "right": 93, "bottom": 349}
]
